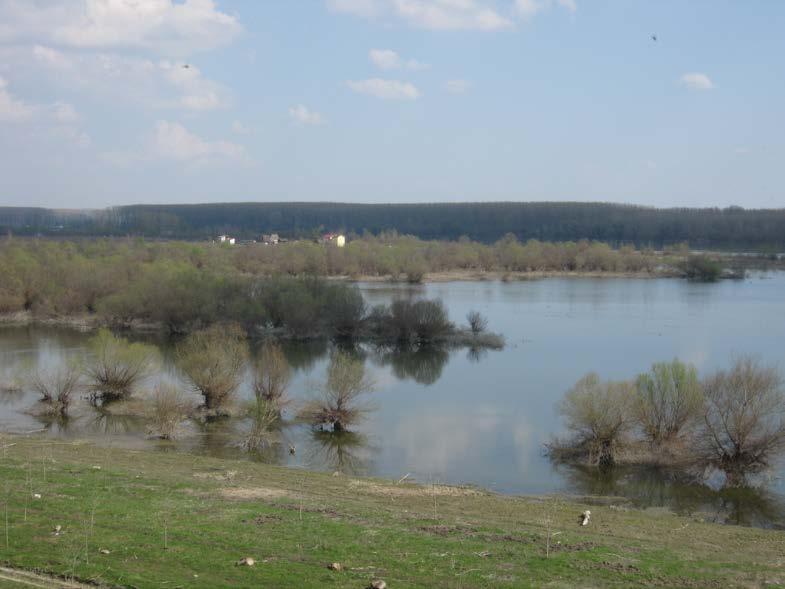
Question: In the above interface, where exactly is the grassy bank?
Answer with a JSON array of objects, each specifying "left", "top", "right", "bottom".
[{"left": 0, "top": 434, "right": 783, "bottom": 588}]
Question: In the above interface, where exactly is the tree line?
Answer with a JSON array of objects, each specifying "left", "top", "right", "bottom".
[{"left": 3, "top": 202, "right": 785, "bottom": 249}]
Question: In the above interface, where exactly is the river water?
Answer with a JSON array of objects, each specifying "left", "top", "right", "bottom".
[{"left": 2, "top": 274, "right": 785, "bottom": 527}]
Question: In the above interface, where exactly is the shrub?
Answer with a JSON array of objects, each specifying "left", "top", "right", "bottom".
[
  {"left": 388, "top": 299, "right": 453, "bottom": 343},
  {"left": 322, "top": 284, "right": 366, "bottom": 338},
  {"left": 634, "top": 359, "right": 703, "bottom": 445},
  {"left": 298, "top": 352, "right": 373, "bottom": 432},
  {"left": 698, "top": 358, "right": 785, "bottom": 483},
  {"left": 85, "top": 329, "right": 160, "bottom": 402},
  {"left": 147, "top": 384, "right": 191, "bottom": 440},
  {"left": 681, "top": 255, "right": 721, "bottom": 282},
  {"left": 29, "top": 361, "right": 82, "bottom": 417},
  {"left": 176, "top": 323, "right": 249, "bottom": 413},
  {"left": 253, "top": 343, "right": 291, "bottom": 414},
  {"left": 467, "top": 310, "right": 488, "bottom": 335},
  {"left": 558, "top": 373, "right": 636, "bottom": 467},
  {"left": 243, "top": 397, "right": 280, "bottom": 453}
]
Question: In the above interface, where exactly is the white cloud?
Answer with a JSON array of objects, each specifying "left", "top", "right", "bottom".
[
  {"left": 369, "top": 49, "right": 429, "bottom": 71},
  {"left": 31, "top": 49, "right": 229, "bottom": 111},
  {"left": 0, "top": 76, "right": 35, "bottom": 122},
  {"left": 445, "top": 79, "right": 471, "bottom": 94},
  {"left": 1, "top": 0, "right": 242, "bottom": 56},
  {"left": 32, "top": 45, "right": 73, "bottom": 69},
  {"left": 326, "top": 0, "right": 382, "bottom": 17},
  {"left": 159, "top": 61, "right": 226, "bottom": 111},
  {"left": 288, "top": 104, "right": 325, "bottom": 125},
  {"left": 679, "top": 72, "right": 714, "bottom": 90},
  {"left": 329, "top": 0, "right": 513, "bottom": 31},
  {"left": 52, "top": 102, "right": 80, "bottom": 123},
  {"left": 393, "top": 0, "right": 513, "bottom": 31},
  {"left": 231, "top": 120, "right": 250, "bottom": 135},
  {"left": 347, "top": 78, "right": 420, "bottom": 100},
  {"left": 151, "top": 120, "right": 244, "bottom": 162},
  {"left": 515, "top": 0, "right": 575, "bottom": 19}
]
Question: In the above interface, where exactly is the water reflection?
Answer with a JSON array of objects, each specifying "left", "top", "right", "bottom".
[
  {"left": 558, "top": 463, "right": 785, "bottom": 529},
  {"left": 370, "top": 344, "right": 449, "bottom": 385},
  {"left": 3, "top": 276, "right": 785, "bottom": 528},
  {"left": 305, "top": 430, "right": 374, "bottom": 475}
]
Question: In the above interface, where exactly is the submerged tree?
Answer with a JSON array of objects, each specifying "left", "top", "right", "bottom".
[
  {"left": 698, "top": 357, "right": 785, "bottom": 484},
  {"left": 29, "top": 361, "right": 82, "bottom": 417},
  {"left": 176, "top": 323, "right": 249, "bottom": 413},
  {"left": 466, "top": 310, "right": 488, "bottom": 335},
  {"left": 85, "top": 328, "right": 159, "bottom": 402},
  {"left": 635, "top": 359, "right": 703, "bottom": 446},
  {"left": 146, "top": 383, "right": 192, "bottom": 440},
  {"left": 298, "top": 351, "right": 374, "bottom": 432},
  {"left": 557, "top": 373, "right": 636, "bottom": 467},
  {"left": 253, "top": 343, "right": 291, "bottom": 415}
]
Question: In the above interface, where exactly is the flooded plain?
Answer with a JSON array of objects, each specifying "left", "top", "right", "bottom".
[{"left": 2, "top": 274, "right": 785, "bottom": 527}]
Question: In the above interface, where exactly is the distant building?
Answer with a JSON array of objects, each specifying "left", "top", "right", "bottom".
[
  {"left": 322, "top": 232, "right": 346, "bottom": 247},
  {"left": 261, "top": 233, "right": 280, "bottom": 245},
  {"left": 218, "top": 235, "right": 236, "bottom": 245}
]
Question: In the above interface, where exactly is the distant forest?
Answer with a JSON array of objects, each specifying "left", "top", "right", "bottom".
[{"left": 1, "top": 202, "right": 784, "bottom": 250}]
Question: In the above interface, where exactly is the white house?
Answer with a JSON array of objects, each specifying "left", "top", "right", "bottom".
[{"left": 218, "top": 235, "right": 236, "bottom": 245}]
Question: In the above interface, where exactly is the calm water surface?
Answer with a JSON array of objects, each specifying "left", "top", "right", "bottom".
[{"left": 2, "top": 274, "right": 785, "bottom": 527}]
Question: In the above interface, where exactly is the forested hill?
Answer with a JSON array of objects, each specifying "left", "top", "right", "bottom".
[{"left": 2, "top": 202, "right": 784, "bottom": 249}]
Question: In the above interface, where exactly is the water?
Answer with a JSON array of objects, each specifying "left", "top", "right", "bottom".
[{"left": 2, "top": 273, "right": 785, "bottom": 527}]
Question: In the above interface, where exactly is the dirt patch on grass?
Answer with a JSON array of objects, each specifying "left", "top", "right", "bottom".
[
  {"left": 418, "top": 524, "right": 475, "bottom": 537},
  {"left": 219, "top": 487, "right": 288, "bottom": 500},
  {"left": 348, "top": 479, "right": 482, "bottom": 498},
  {"left": 193, "top": 470, "right": 238, "bottom": 482}
]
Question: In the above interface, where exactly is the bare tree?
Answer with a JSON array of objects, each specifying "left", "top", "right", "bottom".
[
  {"left": 176, "top": 324, "right": 249, "bottom": 413},
  {"left": 699, "top": 357, "right": 785, "bottom": 484},
  {"left": 557, "top": 373, "right": 636, "bottom": 467},
  {"left": 85, "top": 328, "right": 159, "bottom": 402},
  {"left": 253, "top": 343, "right": 291, "bottom": 415},
  {"left": 298, "top": 351, "right": 374, "bottom": 433},
  {"left": 146, "top": 384, "right": 192, "bottom": 440},
  {"left": 635, "top": 359, "right": 703, "bottom": 445},
  {"left": 466, "top": 310, "right": 488, "bottom": 335},
  {"left": 29, "top": 361, "right": 82, "bottom": 417}
]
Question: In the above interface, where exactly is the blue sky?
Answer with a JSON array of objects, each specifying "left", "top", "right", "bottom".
[{"left": 0, "top": 0, "right": 783, "bottom": 209}]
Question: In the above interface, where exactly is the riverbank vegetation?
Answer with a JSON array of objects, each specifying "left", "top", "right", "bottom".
[
  {"left": 549, "top": 357, "right": 785, "bottom": 487},
  {"left": 0, "top": 237, "right": 515, "bottom": 345},
  {"left": 0, "top": 434, "right": 783, "bottom": 588}
]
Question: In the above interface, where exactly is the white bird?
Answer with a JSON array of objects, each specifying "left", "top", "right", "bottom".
[{"left": 579, "top": 510, "right": 591, "bottom": 526}]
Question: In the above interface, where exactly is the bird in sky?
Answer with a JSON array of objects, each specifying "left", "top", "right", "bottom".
[
  {"left": 182, "top": 64, "right": 190, "bottom": 69},
  {"left": 651, "top": 34, "right": 658, "bottom": 42}
]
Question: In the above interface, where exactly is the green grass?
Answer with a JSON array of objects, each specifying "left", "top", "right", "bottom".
[{"left": 0, "top": 434, "right": 784, "bottom": 588}]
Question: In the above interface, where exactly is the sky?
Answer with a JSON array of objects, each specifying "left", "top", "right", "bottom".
[{"left": 0, "top": 0, "right": 783, "bottom": 209}]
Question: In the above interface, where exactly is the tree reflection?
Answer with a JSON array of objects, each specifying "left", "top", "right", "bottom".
[
  {"left": 371, "top": 344, "right": 450, "bottom": 385},
  {"left": 305, "top": 430, "right": 373, "bottom": 475},
  {"left": 558, "top": 463, "right": 785, "bottom": 529},
  {"left": 277, "top": 340, "right": 330, "bottom": 372}
]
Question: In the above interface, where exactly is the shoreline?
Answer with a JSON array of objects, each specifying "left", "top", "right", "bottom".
[{"left": 0, "top": 433, "right": 782, "bottom": 588}]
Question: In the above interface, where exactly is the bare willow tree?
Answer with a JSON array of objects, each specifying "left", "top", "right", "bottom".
[
  {"left": 29, "top": 361, "right": 82, "bottom": 417},
  {"left": 557, "top": 373, "right": 636, "bottom": 467},
  {"left": 146, "top": 383, "right": 192, "bottom": 440},
  {"left": 699, "top": 357, "right": 785, "bottom": 484},
  {"left": 635, "top": 359, "right": 703, "bottom": 446},
  {"left": 176, "top": 323, "right": 249, "bottom": 413},
  {"left": 253, "top": 343, "right": 291, "bottom": 415},
  {"left": 298, "top": 351, "right": 374, "bottom": 433},
  {"left": 85, "top": 328, "right": 159, "bottom": 402},
  {"left": 466, "top": 310, "right": 488, "bottom": 335}
]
